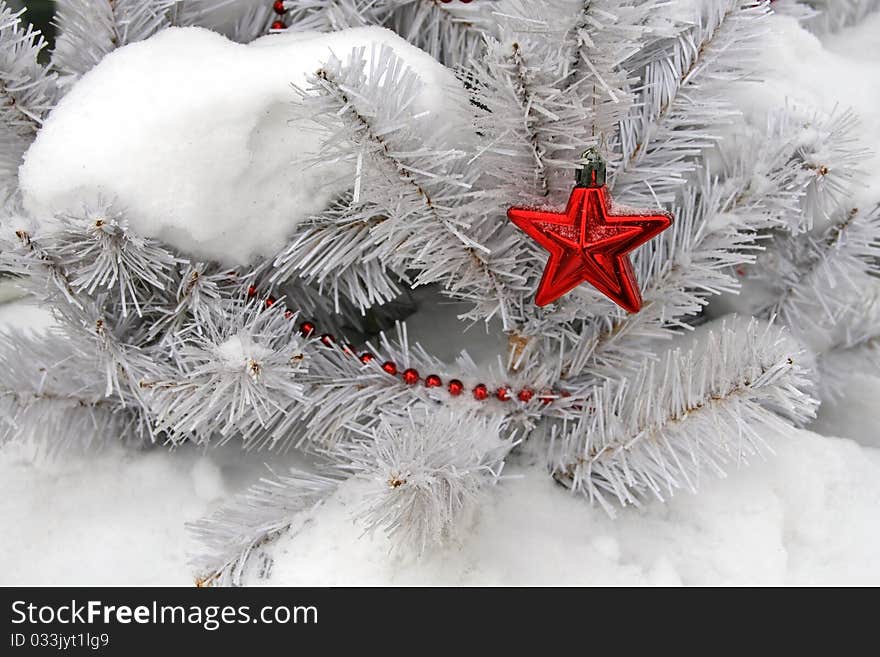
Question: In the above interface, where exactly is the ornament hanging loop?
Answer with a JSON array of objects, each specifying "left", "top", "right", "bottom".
[{"left": 576, "top": 149, "right": 606, "bottom": 188}]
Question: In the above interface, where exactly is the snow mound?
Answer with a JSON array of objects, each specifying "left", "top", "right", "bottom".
[
  {"left": 19, "top": 26, "right": 466, "bottom": 265},
  {"left": 260, "top": 429, "right": 880, "bottom": 586}
]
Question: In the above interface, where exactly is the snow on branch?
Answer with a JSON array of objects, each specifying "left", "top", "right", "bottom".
[
  {"left": 550, "top": 319, "right": 817, "bottom": 513},
  {"left": 296, "top": 45, "right": 481, "bottom": 250}
]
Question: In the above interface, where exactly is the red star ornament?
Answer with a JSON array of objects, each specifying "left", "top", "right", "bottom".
[{"left": 507, "top": 161, "right": 672, "bottom": 313}]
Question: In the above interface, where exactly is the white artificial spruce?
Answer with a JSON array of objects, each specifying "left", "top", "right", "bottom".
[{"left": 0, "top": 0, "right": 876, "bottom": 583}]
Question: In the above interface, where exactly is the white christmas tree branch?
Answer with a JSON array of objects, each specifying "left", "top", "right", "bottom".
[
  {"left": 0, "top": 328, "right": 151, "bottom": 451},
  {"left": 335, "top": 408, "right": 517, "bottom": 554},
  {"left": 613, "top": 0, "right": 769, "bottom": 207},
  {"left": 52, "top": 0, "right": 180, "bottom": 82},
  {"left": 550, "top": 319, "right": 817, "bottom": 513},
  {"left": 379, "top": 0, "right": 493, "bottom": 67},
  {"left": 188, "top": 468, "right": 341, "bottom": 586},
  {"left": 762, "top": 203, "right": 880, "bottom": 344},
  {"left": 0, "top": 2, "right": 56, "bottom": 199}
]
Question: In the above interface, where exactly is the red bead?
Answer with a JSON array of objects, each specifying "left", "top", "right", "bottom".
[
  {"left": 273, "top": 0, "right": 286, "bottom": 14},
  {"left": 448, "top": 379, "right": 464, "bottom": 396},
  {"left": 284, "top": 310, "right": 294, "bottom": 320},
  {"left": 425, "top": 374, "right": 442, "bottom": 388},
  {"left": 247, "top": 285, "right": 258, "bottom": 299},
  {"left": 320, "top": 334, "right": 334, "bottom": 347},
  {"left": 382, "top": 361, "right": 398, "bottom": 376},
  {"left": 473, "top": 384, "right": 489, "bottom": 401},
  {"left": 270, "top": 20, "right": 285, "bottom": 30},
  {"left": 360, "top": 352, "right": 375, "bottom": 364},
  {"left": 496, "top": 386, "right": 511, "bottom": 401},
  {"left": 517, "top": 388, "right": 534, "bottom": 403},
  {"left": 265, "top": 296, "right": 276, "bottom": 307},
  {"left": 299, "top": 321, "right": 315, "bottom": 337},
  {"left": 402, "top": 368, "right": 419, "bottom": 385},
  {"left": 539, "top": 390, "right": 554, "bottom": 405}
]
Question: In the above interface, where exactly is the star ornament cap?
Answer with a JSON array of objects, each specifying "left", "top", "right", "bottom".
[{"left": 507, "top": 153, "right": 672, "bottom": 313}]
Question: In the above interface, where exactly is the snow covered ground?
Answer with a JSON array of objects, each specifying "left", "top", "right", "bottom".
[
  {"left": 2, "top": 372, "right": 878, "bottom": 585},
  {"left": 2, "top": 10, "right": 880, "bottom": 586}
]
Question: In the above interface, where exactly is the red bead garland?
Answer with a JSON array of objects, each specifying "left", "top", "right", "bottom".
[{"left": 245, "top": 281, "right": 563, "bottom": 405}]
